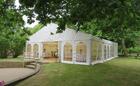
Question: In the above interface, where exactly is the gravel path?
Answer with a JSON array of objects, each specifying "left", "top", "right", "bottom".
[{"left": 0, "top": 65, "right": 40, "bottom": 85}]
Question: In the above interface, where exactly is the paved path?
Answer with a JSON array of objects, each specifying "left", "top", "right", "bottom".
[{"left": 0, "top": 65, "right": 40, "bottom": 85}]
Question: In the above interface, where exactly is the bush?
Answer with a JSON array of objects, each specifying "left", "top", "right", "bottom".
[
  {"left": 128, "top": 47, "right": 140, "bottom": 57},
  {"left": 0, "top": 31, "right": 28, "bottom": 58},
  {"left": 10, "top": 35, "right": 27, "bottom": 58},
  {"left": 0, "top": 37, "right": 10, "bottom": 58}
]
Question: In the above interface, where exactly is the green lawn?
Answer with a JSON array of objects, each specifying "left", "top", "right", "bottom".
[
  {"left": 0, "top": 56, "right": 24, "bottom": 62},
  {"left": 16, "top": 57, "right": 140, "bottom": 86}
]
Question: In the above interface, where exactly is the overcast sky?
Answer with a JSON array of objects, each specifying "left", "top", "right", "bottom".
[{"left": 15, "top": 0, "right": 39, "bottom": 28}]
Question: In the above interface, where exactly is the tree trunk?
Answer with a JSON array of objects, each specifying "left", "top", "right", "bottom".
[{"left": 121, "top": 39, "right": 128, "bottom": 56}]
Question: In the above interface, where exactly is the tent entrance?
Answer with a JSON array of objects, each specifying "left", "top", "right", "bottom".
[{"left": 43, "top": 42, "right": 59, "bottom": 62}]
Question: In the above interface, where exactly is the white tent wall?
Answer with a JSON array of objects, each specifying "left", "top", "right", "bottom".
[
  {"left": 103, "top": 40, "right": 118, "bottom": 62},
  {"left": 91, "top": 38, "right": 118, "bottom": 65},
  {"left": 60, "top": 40, "right": 91, "bottom": 65}
]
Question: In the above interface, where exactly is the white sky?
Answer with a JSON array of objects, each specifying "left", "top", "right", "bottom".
[{"left": 15, "top": 0, "right": 39, "bottom": 28}]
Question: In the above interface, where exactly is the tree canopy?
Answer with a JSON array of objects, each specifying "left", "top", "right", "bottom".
[
  {"left": 19, "top": 0, "right": 140, "bottom": 29},
  {"left": 0, "top": 0, "right": 29, "bottom": 58},
  {"left": 19, "top": 0, "right": 140, "bottom": 56}
]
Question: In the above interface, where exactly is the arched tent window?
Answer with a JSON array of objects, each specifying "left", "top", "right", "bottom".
[
  {"left": 92, "top": 41, "right": 101, "bottom": 62},
  {"left": 76, "top": 42, "right": 87, "bottom": 62},
  {"left": 33, "top": 44, "right": 39, "bottom": 58},
  {"left": 97, "top": 44, "right": 102, "bottom": 61},
  {"left": 110, "top": 45, "right": 114, "bottom": 57},
  {"left": 64, "top": 42, "right": 72, "bottom": 61},
  {"left": 27, "top": 44, "right": 31, "bottom": 57},
  {"left": 92, "top": 43, "right": 97, "bottom": 61},
  {"left": 27, "top": 44, "right": 31, "bottom": 52}
]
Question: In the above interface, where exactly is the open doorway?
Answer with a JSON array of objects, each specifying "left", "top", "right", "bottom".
[{"left": 43, "top": 42, "right": 59, "bottom": 62}]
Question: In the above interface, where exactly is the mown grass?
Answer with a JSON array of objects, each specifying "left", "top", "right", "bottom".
[
  {"left": 16, "top": 57, "right": 140, "bottom": 86},
  {"left": 0, "top": 56, "right": 24, "bottom": 62}
]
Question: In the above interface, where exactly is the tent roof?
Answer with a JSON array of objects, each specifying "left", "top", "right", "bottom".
[
  {"left": 27, "top": 23, "right": 115, "bottom": 44},
  {"left": 28, "top": 23, "right": 94, "bottom": 43}
]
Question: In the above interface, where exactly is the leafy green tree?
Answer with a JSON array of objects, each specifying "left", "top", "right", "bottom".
[
  {"left": 0, "top": 37, "right": 10, "bottom": 58},
  {"left": 10, "top": 30, "right": 28, "bottom": 58},
  {"left": 30, "top": 24, "right": 44, "bottom": 34},
  {"left": 19, "top": 0, "right": 140, "bottom": 56},
  {"left": 127, "top": 31, "right": 140, "bottom": 57},
  {"left": 0, "top": 0, "right": 29, "bottom": 58},
  {"left": 128, "top": 47, "right": 140, "bottom": 57}
]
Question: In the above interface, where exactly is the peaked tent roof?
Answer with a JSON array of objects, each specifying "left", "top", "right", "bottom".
[
  {"left": 28, "top": 23, "right": 93, "bottom": 43},
  {"left": 27, "top": 23, "right": 116, "bottom": 44}
]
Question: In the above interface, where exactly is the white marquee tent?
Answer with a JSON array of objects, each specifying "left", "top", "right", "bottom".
[{"left": 25, "top": 23, "right": 118, "bottom": 65}]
